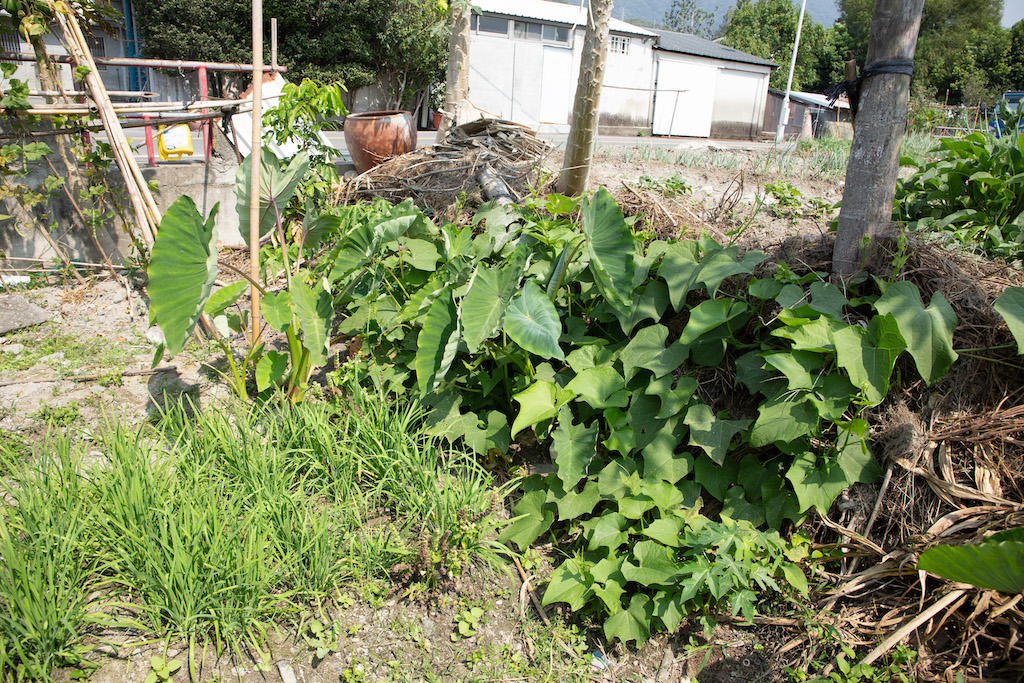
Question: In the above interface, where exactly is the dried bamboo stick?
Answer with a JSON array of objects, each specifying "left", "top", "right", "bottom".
[
  {"left": 53, "top": 8, "right": 159, "bottom": 247},
  {"left": 21, "top": 97, "right": 247, "bottom": 116}
]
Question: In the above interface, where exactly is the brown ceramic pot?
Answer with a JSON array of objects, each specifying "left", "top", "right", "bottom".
[{"left": 343, "top": 110, "right": 417, "bottom": 174}]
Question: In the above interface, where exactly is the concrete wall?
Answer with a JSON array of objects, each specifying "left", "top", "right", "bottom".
[
  {"left": 0, "top": 125, "right": 243, "bottom": 268},
  {"left": 600, "top": 34, "right": 655, "bottom": 128}
]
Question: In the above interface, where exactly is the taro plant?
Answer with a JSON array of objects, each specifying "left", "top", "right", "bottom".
[
  {"left": 147, "top": 148, "right": 342, "bottom": 402},
  {"left": 326, "top": 188, "right": 961, "bottom": 644},
  {"left": 894, "top": 119, "right": 1024, "bottom": 261},
  {"left": 918, "top": 527, "right": 1024, "bottom": 594}
]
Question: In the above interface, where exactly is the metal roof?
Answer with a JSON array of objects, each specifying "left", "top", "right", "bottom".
[
  {"left": 471, "top": 0, "right": 658, "bottom": 37},
  {"left": 650, "top": 28, "right": 776, "bottom": 68}
]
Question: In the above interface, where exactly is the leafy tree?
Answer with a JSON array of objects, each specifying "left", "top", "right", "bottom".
[
  {"left": 663, "top": 0, "right": 717, "bottom": 39},
  {"left": 838, "top": 0, "right": 1009, "bottom": 103},
  {"left": 131, "top": 0, "right": 446, "bottom": 102},
  {"left": 720, "top": 0, "right": 840, "bottom": 92}
]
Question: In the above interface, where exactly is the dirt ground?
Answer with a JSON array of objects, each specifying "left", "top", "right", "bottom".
[{"left": 0, "top": 148, "right": 871, "bottom": 683}]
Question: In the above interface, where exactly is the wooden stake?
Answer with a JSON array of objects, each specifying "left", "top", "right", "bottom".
[{"left": 250, "top": 0, "right": 264, "bottom": 346}]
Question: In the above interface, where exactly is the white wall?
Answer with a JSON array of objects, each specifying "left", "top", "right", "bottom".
[
  {"left": 599, "top": 34, "right": 655, "bottom": 128},
  {"left": 468, "top": 27, "right": 655, "bottom": 130},
  {"left": 711, "top": 64, "right": 771, "bottom": 139},
  {"left": 653, "top": 52, "right": 718, "bottom": 137}
]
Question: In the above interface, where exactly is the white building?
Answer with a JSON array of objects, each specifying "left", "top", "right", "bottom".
[
  {"left": 467, "top": 0, "right": 658, "bottom": 133},
  {"left": 467, "top": 0, "right": 777, "bottom": 139},
  {"left": 650, "top": 29, "right": 775, "bottom": 139}
]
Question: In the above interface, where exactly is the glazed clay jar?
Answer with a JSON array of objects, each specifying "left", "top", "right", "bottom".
[{"left": 343, "top": 110, "right": 417, "bottom": 174}]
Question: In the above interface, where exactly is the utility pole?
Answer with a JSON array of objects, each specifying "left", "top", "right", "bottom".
[
  {"left": 775, "top": 0, "right": 808, "bottom": 143},
  {"left": 832, "top": 0, "right": 925, "bottom": 281}
]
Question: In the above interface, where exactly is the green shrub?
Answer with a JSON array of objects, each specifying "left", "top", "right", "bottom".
[
  {"left": 329, "top": 190, "right": 960, "bottom": 645},
  {"left": 895, "top": 121, "right": 1024, "bottom": 261}
]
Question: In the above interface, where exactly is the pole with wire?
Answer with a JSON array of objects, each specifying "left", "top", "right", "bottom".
[
  {"left": 775, "top": 0, "right": 808, "bottom": 143},
  {"left": 249, "top": 0, "right": 263, "bottom": 347}
]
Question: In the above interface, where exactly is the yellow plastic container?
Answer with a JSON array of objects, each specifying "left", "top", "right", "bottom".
[{"left": 157, "top": 124, "right": 194, "bottom": 161}]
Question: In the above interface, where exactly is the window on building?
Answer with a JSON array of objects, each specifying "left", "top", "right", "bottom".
[
  {"left": 610, "top": 35, "right": 630, "bottom": 54},
  {"left": 542, "top": 25, "right": 569, "bottom": 43},
  {"left": 513, "top": 21, "right": 542, "bottom": 41},
  {"left": 85, "top": 35, "right": 107, "bottom": 70},
  {"left": 0, "top": 31, "right": 20, "bottom": 54},
  {"left": 472, "top": 15, "right": 509, "bottom": 35}
]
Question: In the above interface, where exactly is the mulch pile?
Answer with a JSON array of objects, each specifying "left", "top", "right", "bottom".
[{"left": 334, "top": 118, "right": 551, "bottom": 223}]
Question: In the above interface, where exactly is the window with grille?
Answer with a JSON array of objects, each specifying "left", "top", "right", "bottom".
[
  {"left": 0, "top": 31, "right": 20, "bottom": 54},
  {"left": 610, "top": 35, "right": 630, "bottom": 54},
  {"left": 85, "top": 35, "right": 107, "bottom": 70},
  {"left": 471, "top": 15, "right": 509, "bottom": 36}
]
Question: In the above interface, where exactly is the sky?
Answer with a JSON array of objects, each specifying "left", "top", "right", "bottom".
[{"left": 1005, "top": 2, "right": 1024, "bottom": 28}]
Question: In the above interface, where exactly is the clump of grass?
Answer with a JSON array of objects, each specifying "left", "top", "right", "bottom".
[
  {"left": 0, "top": 438, "right": 108, "bottom": 680},
  {"left": 0, "top": 389, "right": 511, "bottom": 680},
  {"left": 31, "top": 401, "right": 81, "bottom": 427}
]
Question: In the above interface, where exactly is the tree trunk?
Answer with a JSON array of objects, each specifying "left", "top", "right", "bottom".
[
  {"left": 436, "top": 1, "right": 470, "bottom": 142},
  {"left": 831, "top": 0, "right": 925, "bottom": 281},
  {"left": 557, "top": 0, "right": 613, "bottom": 197}
]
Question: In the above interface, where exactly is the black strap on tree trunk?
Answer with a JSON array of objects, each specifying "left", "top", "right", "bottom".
[{"left": 824, "top": 58, "right": 914, "bottom": 117}]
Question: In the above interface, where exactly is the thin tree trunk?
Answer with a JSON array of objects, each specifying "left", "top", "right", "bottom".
[
  {"left": 557, "top": 0, "right": 613, "bottom": 197},
  {"left": 436, "top": 1, "right": 470, "bottom": 142},
  {"left": 831, "top": 0, "right": 924, "bottom": 281},
  {"left": 28, "top": 35, "right": 89, "bottom": 224}
]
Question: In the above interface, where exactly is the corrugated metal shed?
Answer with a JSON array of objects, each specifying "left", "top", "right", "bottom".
[
  {"left": 651, "top": 28, "right": 776, "bottom": 69},
  {"left": 471, "top": 0, "right": 658, "bottom": 37}
]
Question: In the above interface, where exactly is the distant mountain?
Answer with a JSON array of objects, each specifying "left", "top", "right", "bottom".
[{"left": 611, "top": 0, "right": 840, "bottom": 31}]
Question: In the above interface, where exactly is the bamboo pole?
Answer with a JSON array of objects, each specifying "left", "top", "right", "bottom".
[
  {"left": 250, "top": 0, "right": 264, "bottom": 346},
  {"left": 53, "top": 7, "right": 160, "bottom": 248},
  {"left": 20, "top": 97, "right": 248, "bottom": 116}
]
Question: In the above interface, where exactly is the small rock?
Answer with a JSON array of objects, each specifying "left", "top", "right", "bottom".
[
  {"left": 1, "top": 343, "right": 24, "bottom": 355},
  {"left": 0, "top": 295, "right": 51, "bottom": 335},
  {"left": 39, "top": 351, "right": 65, "bottom": 364},
  {"left": 276, "top": 661, "right": 298, "bottom": 683},
  {"left": 146, "top": 326, "right": 166, "bottom": 345},
  {"left": 111, "top": 290, "right": 126, "bottom": 304}
]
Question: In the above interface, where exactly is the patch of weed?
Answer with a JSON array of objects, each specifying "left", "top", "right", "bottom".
[
  {"left": 0, "top": 323, "right": 132, "bottom": 375},
  {"left": 31, "top": 401, "right": 81, "bottom": 427}
]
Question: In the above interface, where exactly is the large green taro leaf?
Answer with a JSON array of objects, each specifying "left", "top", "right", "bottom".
[
  {"left": 918, "top": 535, "right": 1024, "bottom": 594},
  {"left": 550, "top": 408, "right": 599, "bottom": 488},
  {"left": 460, "top": 263, "right": 516, "bottom": 353},
  {"left": 502, "top": 280, "right": 564, "bottom": 360},
  {"left": 874, "top": 281, "right": 957, "bottom": 385},
  {"left": 415, "top": 290, "right": 460, "bottom": 395},
  {"left": 995, "top": 287, "right": 1024, "bottom": 354},
  {"left": 234, "top": 148, "right": 309, "bottom": 247},
  {"left": 147, "top": 196, "right": 219, "bottom": 356},
  {"left": 582, "top": 187, "right": 636, "bottom": 310},
  {"left": 289, "top": 279, "right": 333, "bottom": 367}
]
